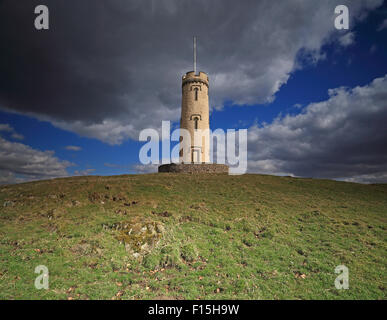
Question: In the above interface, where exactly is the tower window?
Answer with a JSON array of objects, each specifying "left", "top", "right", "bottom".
[
  {"left": 194, "top": 87, "right": 199, "bottom": 101},
  {"left": 194, "top": 117, "right": 199, "bottom": 130}
]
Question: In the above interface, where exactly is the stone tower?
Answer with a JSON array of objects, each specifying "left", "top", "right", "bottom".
[
  {"left": 179, "top": 38, "right": 210, "bottom": 163},
  {"left": 158, "top": 38, "right": 229, "bottom": 174}
]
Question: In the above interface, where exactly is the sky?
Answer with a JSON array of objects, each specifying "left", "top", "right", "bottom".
[{"left": 0, "top": 0, "right": 386, "bottom": 184}]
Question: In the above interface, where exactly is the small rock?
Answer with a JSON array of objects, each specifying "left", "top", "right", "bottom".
[
  {"left": 72, "top": 200, "right": 81, "bottom": 206},
  {"left": 294, "top": 271, "right": 306, "bottom": 279},
  {"left": 147, "top": 224, "right": 156, "bottom": 235},
  {"left": 141, "top": 243, "right": 149, "bottom": 251},
  {"left": 156, "top": 223, "right": 165, "bottom": 233},
  {"left": 3, "top": 200, "right": 14, "bottom": 207}
]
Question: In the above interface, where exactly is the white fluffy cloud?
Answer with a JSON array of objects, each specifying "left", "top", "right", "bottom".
[
  {"left": 0, "top": 124, "right": 24, "bottom": 140},
  {"left": 247, "top": 75, "right": 387, "bottom": 183},
  {"left": 0, "top": 135, "right": 73, "bottom": 184}
]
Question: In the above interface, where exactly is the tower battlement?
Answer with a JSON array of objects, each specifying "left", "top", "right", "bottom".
[{"left": 182, "top": 71, "right": 209, "bottom": 88}]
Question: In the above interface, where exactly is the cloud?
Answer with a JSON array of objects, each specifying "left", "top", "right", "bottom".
[
  {"left": 131, "top": 164, "right": 158, "bottom": 174},
  {"left": 0, "top": 123, "right": 24, "bottom": 140},
  {"left": 65, "top": 145, "right": 82, "bottom": 151},
  {"left": 339, "top": 172, "right": 387, "bottom": 184},
  {"left": 338, "top": 32, "right": 355, "bottom": 47},
  {"left": 0, "top": 124, "right": 13, "bottom": 132},
  {"left": 73, "top": 168, "right": 95, "bottom": 176},
  {"left": 0, "top": 170, "right": 24, "bottom": 185},
  {"left": 0, "top": 0, "right": 383, "bottom": 144},
  {"left": 104, "top": 163, "right": 121, "bottom": 168},
  {"left": 104, "top": 163, "right": 132, "bottom": 169},
  {"left": 54, "top": 119, "right": 140, "bottom": 146},
  {"left": 377, "top": 18, "right": 387, "bottom": 31},
  {"left": 247, "top": 75, "right": 387, "bottom": 183},
  {"left": 10, "top": 133, "right": 24, "bottom": 140},
  {"left": 0, "top": 136, "right": 73, "bottom": 184}
]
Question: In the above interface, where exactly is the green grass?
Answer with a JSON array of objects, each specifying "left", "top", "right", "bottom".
[{"left": 0, "top": 173, "right": 386, "bottom": 300}]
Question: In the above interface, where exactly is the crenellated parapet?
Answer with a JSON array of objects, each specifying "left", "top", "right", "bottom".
[{"left": 182, "top": 71, "right": 209, "bottom": 88}]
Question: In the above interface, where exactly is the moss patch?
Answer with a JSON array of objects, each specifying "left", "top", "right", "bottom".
[{"left": 109, "top": 219, "right": 164, "bottom": 258}]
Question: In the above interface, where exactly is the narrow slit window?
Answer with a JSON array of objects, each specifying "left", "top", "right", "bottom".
[
  {"left": 194, "top": 117, "right": 199, "bottom": 130},
  {"left": 194, "top": 87, "right": 198, "bottom": 101}
]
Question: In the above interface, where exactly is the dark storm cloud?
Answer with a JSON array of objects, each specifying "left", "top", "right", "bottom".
[
  {"left": 0, "top": 0, "right": 383, "bottom": 144},
  {"left": 247, "top": 75, "right": 387, "bottom": 183}
]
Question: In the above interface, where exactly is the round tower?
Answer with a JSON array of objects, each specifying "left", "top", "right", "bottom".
[{"left": 180, "top": 71, "right": 210, "bottom": 163}]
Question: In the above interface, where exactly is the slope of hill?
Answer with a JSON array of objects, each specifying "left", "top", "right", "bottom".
[{"left": 0, "top": 173, "right": 386, "bottom": 300}]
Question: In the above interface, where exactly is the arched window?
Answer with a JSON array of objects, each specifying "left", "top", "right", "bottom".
[
  {"left": 193, "top": 117, "right": 199, "bottom": 130},
  {"left": 194, "top": 87, "right": 199, "bottom": 101}
]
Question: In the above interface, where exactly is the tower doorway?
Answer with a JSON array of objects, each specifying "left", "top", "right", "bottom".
[{"left": 191, "top": 149, "right": 201, "bottom": 163}]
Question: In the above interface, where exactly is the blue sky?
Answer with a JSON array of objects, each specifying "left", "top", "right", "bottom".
[{"left": 0, "top": 1, "right": 386, "bottom": 183}]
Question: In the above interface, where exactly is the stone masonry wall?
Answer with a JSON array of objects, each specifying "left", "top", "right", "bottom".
[
  {"left": 180, "top": 71, "right": 210, "bottom": 163},
  {"left": 158, "top": 163, "right": 229, "bottom": 174}
]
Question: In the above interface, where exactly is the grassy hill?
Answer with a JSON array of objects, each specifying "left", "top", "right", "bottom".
[{"left": 0, "top": 173, "right": 386, "bottom": 300}]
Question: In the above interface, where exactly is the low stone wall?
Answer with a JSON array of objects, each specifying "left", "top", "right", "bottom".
[{"left": 158, "top": 163, "right": 229, "bottom": 174}]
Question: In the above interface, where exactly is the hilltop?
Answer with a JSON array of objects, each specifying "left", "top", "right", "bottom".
[{"left": 0, "top": 173, "right": 386, "bottom": 299}]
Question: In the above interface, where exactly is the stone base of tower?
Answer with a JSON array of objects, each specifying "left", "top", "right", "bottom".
[{"left": 158, "top": 163, "right": 229, "bottom": 174}]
